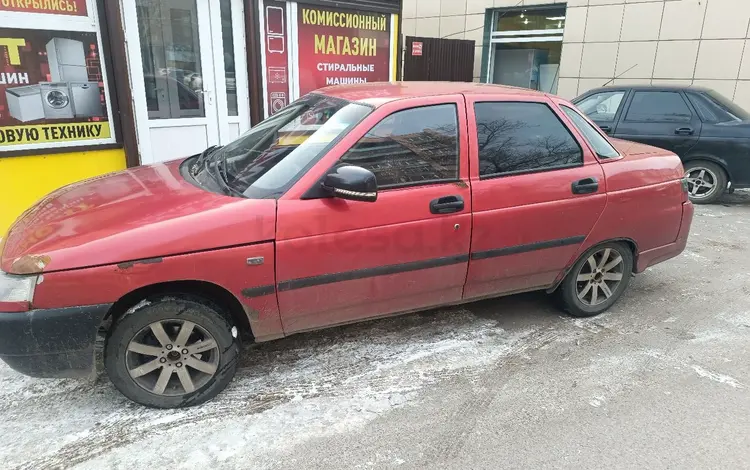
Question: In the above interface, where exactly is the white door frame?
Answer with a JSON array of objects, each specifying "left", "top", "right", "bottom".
[
  {"left": 122, "top": 0, "right": 249, "bottom": 164},
  {"left": 212, "top": 0, "right": 251, "bottom": 141}
]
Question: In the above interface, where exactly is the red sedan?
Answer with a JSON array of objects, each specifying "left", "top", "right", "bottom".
[{"left": 0, "top": 82, "right": 693, "bottom": 408}]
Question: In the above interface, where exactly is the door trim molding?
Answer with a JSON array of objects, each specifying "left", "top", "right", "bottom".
[
  {"left": 242, "top": 236, "right": 587, "bottom": 297},
  {"left": 278, "top": 254, "right": 470, "bottom": 292},
  {"left": 471, "top": 236, "right": 586, "bottom": 261}
]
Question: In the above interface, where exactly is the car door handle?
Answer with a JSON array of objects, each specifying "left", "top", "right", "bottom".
[
  {"left": 430, "top": 195, "right": 464, "bottom": 214},
  {"left": 572, "top": 178, "right": 599, "bottom": 195},
  {"left": 675, "top": 127, "right": 694, "bottom": 136},
  {"left": 599, "top": 125, "right": 612, "bottom": 133}
]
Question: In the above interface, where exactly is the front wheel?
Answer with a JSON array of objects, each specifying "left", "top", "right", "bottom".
[
  {"left": 684, "top": 161, "right": 727, "bottom": 204},
  {"left": 556, "top": 242, "right": 634, "bottom": 318},
  {"left": 105, "top": 298, "right": 239, "bottom": 408}
]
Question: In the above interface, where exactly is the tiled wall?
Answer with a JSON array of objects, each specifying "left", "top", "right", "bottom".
[{"left": 402, "top": 0, "right": 750, "bottom": 110}]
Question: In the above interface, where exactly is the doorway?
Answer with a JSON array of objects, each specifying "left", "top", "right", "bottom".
[{"left": 122, "top": 0, "right": 251, "bottom": 164}]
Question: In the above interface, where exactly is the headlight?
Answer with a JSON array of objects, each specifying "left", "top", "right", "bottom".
[{"left": 0, "top": 271, "right": 37, "bottom": 303}]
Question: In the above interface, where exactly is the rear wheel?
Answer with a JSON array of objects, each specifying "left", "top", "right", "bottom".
[
  {"left": 105, "top": 297, "right": 239, "bottom": 408},
  {"left": 557, "top": 242, "right": 634, "bottom": 318},
  {"left": 684, "top": 161, "right": 727, "bottom": 204}
]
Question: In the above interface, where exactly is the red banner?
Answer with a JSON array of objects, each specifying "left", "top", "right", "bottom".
[
  {"left": 297, "top": 5, "right": 391, "bottom": 95},
  {"left": 263, "top": 0, "right": 290, "bottom": 116},
  {"left": 0, "top": 0, "right": 88, "bottom": 16}
]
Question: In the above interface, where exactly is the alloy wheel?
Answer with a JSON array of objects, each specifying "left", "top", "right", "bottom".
[
  {"left": 685, "top": 167, "right": 718, "bottom": 200},
  {"left": 126, "top": 319, "right": 220, "bottom": 396},
  {"left": 576, "top": 248, "right": 625, "bottom": 306}
]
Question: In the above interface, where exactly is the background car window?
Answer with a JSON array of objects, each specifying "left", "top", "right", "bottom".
[
  {"left": 562, "top": 105, "right": 619, "bottom": 159},
  {"left": 576, "top": 91, "right": 625, "bottom": 121},
  {"left": 475, "top": 102, "right": 583, "bottom": 177},
  {"left": 687, "top": 92, "right": 748, "bottom": 123},
  {"left": 625, "top": 91, "right": 692, "bottom": 123},
  {"left": 339, "top": 104, "right": 459, "bottom": 188}
]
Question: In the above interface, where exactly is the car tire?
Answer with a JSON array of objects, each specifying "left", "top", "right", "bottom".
[
  {"left": 556, "top": 242, "right": 634, "bottom": 318},
  {"left": 684, "top": 161, "right": 727, "bottom": 204},
  {"left": 105, "top": 297, "right": 239, "bottom": 408}
]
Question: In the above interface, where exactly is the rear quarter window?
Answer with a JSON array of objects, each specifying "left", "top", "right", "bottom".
[{"left": 561, "top": 105, "right": 619, "bottom": 159}]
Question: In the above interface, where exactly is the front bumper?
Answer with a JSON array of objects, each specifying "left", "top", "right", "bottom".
[{"left": 0, "top": 304, "right": 111, "bottom": 378}]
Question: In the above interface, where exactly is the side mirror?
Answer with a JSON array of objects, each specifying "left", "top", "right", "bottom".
[{"left": 322, "top": 165, "right": 378, "bottom": 203}]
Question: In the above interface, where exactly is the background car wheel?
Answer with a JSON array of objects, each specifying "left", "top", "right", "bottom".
[
  {"left": 684, "top": 161, "right": 727, "bottom": 204},
  {"left": 556, "top": 242, "right": 634, "bottom": 318},
  {"left": 105, "top": 297, "right": 239, "bottom": 408}
]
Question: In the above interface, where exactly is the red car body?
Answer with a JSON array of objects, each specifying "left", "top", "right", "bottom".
[{"left": 0, "top": 82, "right": 693, "bottom": 379}]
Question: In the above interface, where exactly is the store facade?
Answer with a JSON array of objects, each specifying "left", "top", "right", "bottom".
[{"left": 0, "top": 0, "right": 402, "bottom": 233}]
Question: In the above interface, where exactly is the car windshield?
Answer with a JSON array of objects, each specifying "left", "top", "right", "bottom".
[{"left": 205, "top": 94, "right": 372, "bottom": 198}]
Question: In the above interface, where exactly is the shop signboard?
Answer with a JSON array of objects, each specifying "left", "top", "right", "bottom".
[
  {"left": 0, "top": 27, "right": 111, "bottom": 147},
  {"left": 0, "top": 0, "right": 88, "bottom": 16},
  {"left": 297, "top": 5, "right": 391, "bottom": 95}
]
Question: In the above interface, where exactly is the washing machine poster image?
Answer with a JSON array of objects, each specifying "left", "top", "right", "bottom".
[{"left": 0, "top": 27, "right": 111, "bottom": 148}]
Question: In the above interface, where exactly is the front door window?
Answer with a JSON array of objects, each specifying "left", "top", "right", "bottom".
[
  {"left": 576, "top": 91, "right": 626, "bottom": 123},
  {"left": 338, "top": 105, "right": 460, "bottom": 188}
]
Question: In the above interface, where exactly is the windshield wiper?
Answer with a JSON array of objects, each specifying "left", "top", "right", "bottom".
[
  {"left": 208, "top": 157, "right": 244, "bottom": 198},
  {"left": 191, "top": 145, "right": 220, "bottom": 176}
]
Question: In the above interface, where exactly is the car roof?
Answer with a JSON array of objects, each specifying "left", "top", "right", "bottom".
[
  {"left": 580, "top": 84, "right": 714, "bottom": 96},
  {"left": 316, "top": 81, "right": 547, "bottom": 106}
]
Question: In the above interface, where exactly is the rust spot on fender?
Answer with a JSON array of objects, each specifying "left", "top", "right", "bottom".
[
  {"left": 454, "top": 180, "right": 469, "bottom": 189},
  {"left": 11, "top": 254, "right": 51, "bottom": 274},
  {"left": 117, "top": 257, "right": 163, "bottom": 270}
]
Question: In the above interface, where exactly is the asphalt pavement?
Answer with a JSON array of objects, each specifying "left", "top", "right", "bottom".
[{"left": 1, "top": 191, "right": 749, "bottom": 470}]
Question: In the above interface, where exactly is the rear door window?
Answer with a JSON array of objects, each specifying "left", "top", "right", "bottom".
[
  {"left": 625, "top": 91, "right": 693, "bottom": 123},
  {"left": 474, "top": 101, "right": 583, "bottom": 178}
]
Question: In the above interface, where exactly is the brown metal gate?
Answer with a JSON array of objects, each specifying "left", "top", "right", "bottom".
[{"left": 403, "top": 36, "right": 475, "bottom": 82}]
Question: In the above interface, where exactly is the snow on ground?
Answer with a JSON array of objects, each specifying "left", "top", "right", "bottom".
[{"left": 0, "top": 307, "right": 559, "bottom": 469}]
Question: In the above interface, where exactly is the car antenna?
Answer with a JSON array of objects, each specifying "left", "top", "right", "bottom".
[{"left": 601, "top": 64, "right": 638, "bottom": 88}]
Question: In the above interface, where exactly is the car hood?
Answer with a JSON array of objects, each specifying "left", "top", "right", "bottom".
[{"left": 1, "top": 160, "right": 276, "bottom": 274}]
